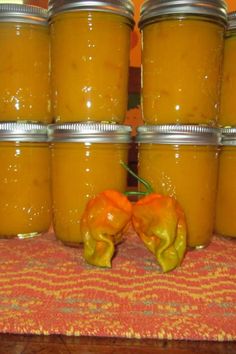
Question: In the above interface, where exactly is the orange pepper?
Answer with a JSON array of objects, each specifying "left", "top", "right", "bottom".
[
  {"left": 122, "top": 161, "right": 187, "bottom": 272},
  {"left": 132, "top": 193, "right": 187, "bottom": 272},
  {"left": 80, "top": 190, "right": 132, "bottom": 268}
]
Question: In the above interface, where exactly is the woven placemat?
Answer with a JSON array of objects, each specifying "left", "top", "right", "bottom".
[{"left": 0, "top": 227, "right": 235, "bottom": 341}]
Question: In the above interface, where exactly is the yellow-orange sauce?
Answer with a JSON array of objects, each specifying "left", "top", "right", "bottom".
[
  {"left": 215, "top": 146, "right": 236, "bottom": 237},
  {"left": 50, "top": 11, "right": 131, "bottom": 123},
  {"left": 138, "top": 144, "right": 219, "bottom": 248},
  {"left": 0, "top": 22, "right": 51, "bottom": 122},
  {"left": 51, "top": 143, "right": 129, "bottom": 245},
  {"left": 141, "top": 18, "right": 224, "bottom": 125},
  {"left": 219, "top": 30, "right": 236, "bottom": 126},
  {"left": 0, "top": 142, "right": 52, "bottom": 238}
]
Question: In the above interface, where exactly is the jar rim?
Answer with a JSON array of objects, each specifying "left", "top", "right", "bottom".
[
  {"left": 220, "top": 127, "right": 236, "bottom": 146},
  {"left": 48, "top": 123, "right": 132, "bottom": 143},
  {"left": 49, "top": 0, "right": 135, "bottom": 26},
  {"left": 227, "top": 11, "right": 236, "bottom": 31},
  {"left": 136, "top": 125, "right": 220, "bottom": 145},
  {"left": 0, "top": 3, "right": 48, "bottom": 25},
  {"left": 0, "top": 122, "right": 48, "bottom": 142},
  {"left": 139, "top": 0, "right": 227, "bottom": 28}
]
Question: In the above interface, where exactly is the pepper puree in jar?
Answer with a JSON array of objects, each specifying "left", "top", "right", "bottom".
[
  {"left": 48, "top": 123, "right": 131, "bottom": 246},
  {"left": 0, "top": 123, "right": 52, "bottom": 238},
  {"left": 215, "top": 128, "right": 236, "bottom": 237},
  {"left": 136, "top": 125, "right": 219, "bottom": 248},
  {"left": 49, "top": 0, "right": 134, "bottom": 123},
  {"left": 139, "top": 0, "right": 227, "bottom": 125},
  {"left": 0, "top": 4, "right": 51, "bottom": 123},
  {"left": 219, "top": 12, "right": 236, "bottom": 127}
]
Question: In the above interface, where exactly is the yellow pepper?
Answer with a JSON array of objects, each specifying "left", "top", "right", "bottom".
[
  {"left": 132, "top": 193, "right": 187, "bottom": 272},
  {"left": 122, "top": 161, "right": 187, "bottom": 272},
  {"left": 80, "top": 189, "right": 132, "bottom": 268}
]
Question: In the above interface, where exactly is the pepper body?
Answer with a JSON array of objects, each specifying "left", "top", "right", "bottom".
[
  {"left": 132, "top": 193, "right": 187, "bottom": 272},
  {"left": 81, "top": 190, "right": 132, "bottom": 268}
]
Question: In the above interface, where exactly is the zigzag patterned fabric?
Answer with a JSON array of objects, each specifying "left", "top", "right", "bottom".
[{"left": 0, "top": 227, "right": 235, "bottom": 340}]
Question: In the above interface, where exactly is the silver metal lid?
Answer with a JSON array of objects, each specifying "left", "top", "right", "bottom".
[
  {"left": 220, "top": 127, "right": 236, "bottom": 146},
  {"left": 139, "top": 0, "right": 228, "bottom": 28},
  {"left": 0, "top": 3, "right": 48, "bottom": 25},
  {"left": 49, "top": 0, "right": 134, "bottom": 26},
  {"left": 228, "top": 11, "right": 236, "bottom": 31},
  {"left": 0, "top": 122, "right": 48, "bottom": 142},
  {"left": 48, "top": 123, "right": 132, "bottom": 143},
  {"left": 136, "top": 125, "right": 220, "bottom": 145}
]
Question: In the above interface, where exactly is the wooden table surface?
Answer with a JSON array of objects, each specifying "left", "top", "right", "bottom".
[{"left": 0, "top": 334, "right": 235, "bottom": 354}]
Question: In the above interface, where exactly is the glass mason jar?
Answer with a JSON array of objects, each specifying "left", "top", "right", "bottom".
[
  {"left": 139, "top": 0, "right": 227, "bottom": 125},
  {"left": 136, "top": 125, "right": 219, "bottom": 248},
  {"left": 48, "top": 123, "right": 131, "bottom": 246},
  {"left": 49, "top": 0, "right": 134, "bottom": 123},
  {"left": 215, "top": 128, "right": 236, "bottom": 237},
  {"left": 219, "top": 12, "right": 236, "bottom": 127},
  {"left": 0, "top": 122, "right": 52, "bottom": 239},
  {"left": 0, "top": 3, "right": 51, "bottom": 123}
]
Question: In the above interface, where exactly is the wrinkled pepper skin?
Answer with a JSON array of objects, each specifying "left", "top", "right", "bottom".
[
  {"left": 132, "top": 194, "right": 187, "bottom": 272},
  {"left": 80, "top": 190, "right": 132, "bottom": 268}
]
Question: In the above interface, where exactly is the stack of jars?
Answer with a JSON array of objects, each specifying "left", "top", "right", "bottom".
[
  {"left": 47, "top": 0, "right": 135, "bottom": 246},
  {"left": 215, "top": 11, "right": 236, "bottom": 239},
  {"left": 0, "top": 2, "right": 52, "bottom": 239},
  {"left": 0, "top": 0, "right": 135, "bottom": 244},
  {"left": 1, "top": 0, "right": 235, "bottom": 248},
  {"left": 136, "top": 0, "right": 228, "bottom": 248}
]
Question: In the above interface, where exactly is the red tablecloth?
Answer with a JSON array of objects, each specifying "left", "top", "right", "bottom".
[{"left": 0, "top": 227, "right": 235, "bottom": 341}]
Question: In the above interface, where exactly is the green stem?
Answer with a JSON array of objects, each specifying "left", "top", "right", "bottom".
[
  {"left": 120, "top": 161, "right": 154, "bottom": 195},
  {"left": 123, "top": 191, "right": 147, "bottom": 196}
]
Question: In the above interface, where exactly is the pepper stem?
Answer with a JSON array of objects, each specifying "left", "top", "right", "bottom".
[{"left": 120, "top": 161, "right": 154, "bottom": 196}]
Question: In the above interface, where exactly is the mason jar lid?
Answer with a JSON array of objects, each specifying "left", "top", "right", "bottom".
[
  {"left": 48, "top": 123, "right": 132, "bottom": 143},
  {"left": 0, "top": 122, "right": 48, "bottom": 142},
  {"left": 220, "top": 127, "right": 236, "bottom": 146},
  {"left": 0, "top": 3, "right": 48, "bottom": 25},
  {"left": 49, "top": 0, "right": 135, "bottom": 26},
  {"left": 136, "top": 125, "right": 220, "bottom": 145},
  {"left": 139, "top": 0, "right": 228, "bottom": 28},
  {"left": 228, "top": 11, "right": 236, "bottom": 31}
]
